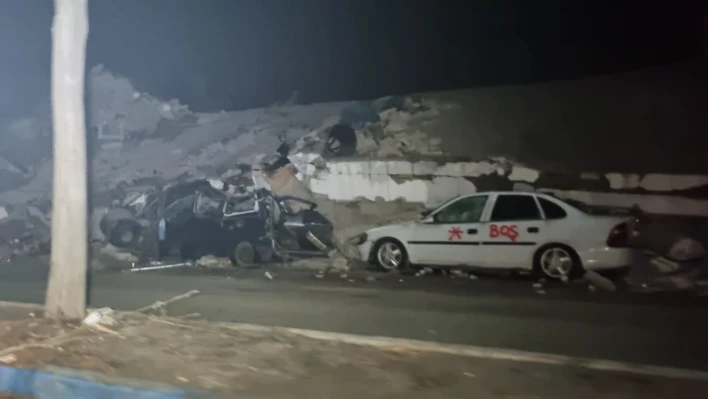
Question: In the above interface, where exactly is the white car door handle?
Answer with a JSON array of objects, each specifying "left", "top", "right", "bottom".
[{"left": 527, "top": 227, "right": 539, "bottom": 233}]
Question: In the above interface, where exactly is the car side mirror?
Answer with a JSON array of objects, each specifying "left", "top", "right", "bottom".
[{"left": 419, "top": 214, "right": 436, "bottom": 224}]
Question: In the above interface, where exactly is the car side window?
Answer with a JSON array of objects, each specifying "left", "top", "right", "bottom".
[
  {"left": 538, "top": 197, "right": 567, "bottom": 220},
  {"left": 490, "top": 195, "right": 541, "bottom": 222},
  {"left": 434, "top": 196, "right": 488, "bottom": 224},
  {"left": 164, "top": 194, "right": 195, "bottom": 223},
  {"left": 194, "top": 191, "right": 224, "bottom": 219}
]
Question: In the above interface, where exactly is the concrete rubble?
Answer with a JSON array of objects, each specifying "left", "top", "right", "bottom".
[
  {"left": 0, "top": 65, "right": 707, "bottom": 297},
  {"left": 196, "top": 255, "right": 232, "bottom": 269},
  {"left": 624, "top": 213, "right": 708, "bottom": 293}
]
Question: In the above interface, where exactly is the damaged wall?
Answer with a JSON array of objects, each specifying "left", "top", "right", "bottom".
[
  {"left": 293, "top": 157, "right": 708, "bottom": 217},
  {"left": 0, "top": 64, "right": 706, "bottom": 228}
]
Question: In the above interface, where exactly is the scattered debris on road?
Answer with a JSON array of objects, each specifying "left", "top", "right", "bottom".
[
  {"left": 126, "top": 261, "right": 192, "bottom": 272},
  {"left": 584, "top": 270, "right": 618, "bottom": 292},
  {"left": 0, "top": 65, "right": 707, "bottom": 302},
  {"left": 0, "top": 295, "right": 706, "bottom": 399},
  {"left": 134, "top": 290, "right": 200, "bottom": 316},
  {"left": 624, "top": 212, "right": 708, "bottom": 294},
  {"left": 196, "top": 255, "right": 231, "bottom": 269}
]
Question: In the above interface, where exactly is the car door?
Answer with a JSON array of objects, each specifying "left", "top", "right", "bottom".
[
  {"left": 164, "top": 193, "right": 196, "bottom": 236},
  {"left": 481, "top": 193, "right": 544, "bottom": 270},
  {"left": 409, "top": 195, "right": 490, "bottom": 266}
]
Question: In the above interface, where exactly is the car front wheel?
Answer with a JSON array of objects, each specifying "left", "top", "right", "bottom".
[{"left": 374, "top": 238, "right": 408, "bottom": 271}]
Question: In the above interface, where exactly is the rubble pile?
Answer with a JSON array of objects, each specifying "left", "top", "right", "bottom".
[
  {"left": 0, "top": 67, "right": 448, "bottom": 210},
  {"left": 88, "top": 64, "right": 193, "bottom": 146},
  {"left": 290, "top": 96, "right": 449, "bottom": 158},
  {"left": 624, "top": 217, "right": 708, "bottom": 293},
  {"left": 1, "top": 65, "right": 708, "bottom": 295},
  {"left": 0, "top": 204, "right": 51, "bottom": 261}
]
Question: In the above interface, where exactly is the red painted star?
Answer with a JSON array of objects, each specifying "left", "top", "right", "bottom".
[{"left": 448, "top": 227, "right": 463, "bottom": 241}]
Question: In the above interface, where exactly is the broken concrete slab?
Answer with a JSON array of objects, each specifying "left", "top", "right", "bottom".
[
  {"left": 583, "top": 270, "right": 617, "bottom": 292},
  {"left": 196, "top": 255, "right": 232, "bottom": 269}
]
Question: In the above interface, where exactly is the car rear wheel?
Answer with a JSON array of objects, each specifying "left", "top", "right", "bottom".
[
  {"left": 534, "top": 244, "right": 582, "bottom": 280},
  {"left": 233, "top": 241, "right": 257, "bottom": 268},
  {"left": 374, "top": 238, "right": 407, "bottom": 271}
]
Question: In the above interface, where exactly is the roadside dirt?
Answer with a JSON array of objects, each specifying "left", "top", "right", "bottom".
[{"left": 0, "top": 310, "right": 707, "bottom": 399}]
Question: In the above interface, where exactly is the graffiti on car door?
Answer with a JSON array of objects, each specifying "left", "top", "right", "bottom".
[{"left": 488, "top": 224, "right": 519, "bottom": 242}]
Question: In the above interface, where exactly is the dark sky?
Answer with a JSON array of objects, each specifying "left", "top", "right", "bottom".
[{"left": 0, "top": 0, "right": 703, "bottom": 117}]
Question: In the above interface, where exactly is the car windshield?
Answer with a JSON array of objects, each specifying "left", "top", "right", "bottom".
[{"left": 421, "top": 195, "right": 461, "bottom": 218}]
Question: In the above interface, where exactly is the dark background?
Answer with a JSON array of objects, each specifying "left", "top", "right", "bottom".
[{"left": 0, "top": 0, "right": 704, "bottom": 117}]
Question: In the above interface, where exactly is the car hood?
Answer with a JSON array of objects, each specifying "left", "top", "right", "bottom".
[{"left": 366, "top": 220, "right": 416, "bottom": 235}]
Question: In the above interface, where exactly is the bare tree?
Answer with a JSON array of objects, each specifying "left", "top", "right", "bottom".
[{"left": 45, "top": 0, "right": 89, "bottom": 319}]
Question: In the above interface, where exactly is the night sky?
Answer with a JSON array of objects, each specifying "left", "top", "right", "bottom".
[{"left": 0, "top": 0, "right": 703, "bottom": 117}]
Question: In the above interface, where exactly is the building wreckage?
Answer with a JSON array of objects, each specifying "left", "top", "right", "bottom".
[{"left": 0, "top": 65, "right": 707, "bottom": 294}]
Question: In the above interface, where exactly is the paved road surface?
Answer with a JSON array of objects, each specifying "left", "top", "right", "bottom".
[{"left": 1, "top": 257, "right": 707, "bottom": 370}]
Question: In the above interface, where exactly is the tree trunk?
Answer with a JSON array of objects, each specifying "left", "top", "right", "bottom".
[{"left": 45, "top": 0, "right": 89, "bottom": 320}]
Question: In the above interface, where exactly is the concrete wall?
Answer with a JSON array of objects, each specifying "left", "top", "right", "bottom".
[{"left": 293, "top": 157, "right": 708, "bottom": 217}]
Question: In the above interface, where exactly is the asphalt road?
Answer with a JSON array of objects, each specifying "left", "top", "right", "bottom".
[{"left": 1, "top": 256, "right": 708, "bottom": 370}]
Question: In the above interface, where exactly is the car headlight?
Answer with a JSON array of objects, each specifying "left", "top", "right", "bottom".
[{"left": 350, "top": 233, "right": 368, "bottom": 246}]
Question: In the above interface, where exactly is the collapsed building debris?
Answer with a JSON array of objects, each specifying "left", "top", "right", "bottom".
[
  {"left": 623, "top": 211, "right": 708, "bottom": 293},
  {"left": 196, "top": 255, "right": 232, "bottom": 269},
  {"left": 1, "top": 65, "right": 707, "bottom": 287},
  {"left": 583, "top": 270, "right": 618, "bottom": 292}
]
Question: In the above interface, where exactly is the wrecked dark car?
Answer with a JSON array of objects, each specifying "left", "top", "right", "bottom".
[{"left": 99, "top": 177, "right": 335, "bottom": 266}]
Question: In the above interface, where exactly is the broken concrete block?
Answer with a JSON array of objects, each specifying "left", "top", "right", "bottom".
[
  {"left": 100, "top": 244, "right": 138, "bottom": 263},
  {"left": 331, "top": 255, "right": 350, "bottom": 272},
  {"left": 668, "top": 237, "right": 706, "bottom": 261},
  {"left": 650, "top": 256, "right": 680, "bottom": 273},
  {"left": 512, "top": 182, "right": 535, "bottom": 192},
  {"left": 450, "top": 269, "right": 467, "bottom": 278},
  {"left": 584, "top": 270, "right": 617, "bottom": 292},
  {"left": 416, "top": 267, "right": 434, "bottom": 277},
  {"left": 196, "top": 255, "right": 232, "bottom": 269},
  {"left": 83, "top": 307, "right": 117, "bottom": 328}
]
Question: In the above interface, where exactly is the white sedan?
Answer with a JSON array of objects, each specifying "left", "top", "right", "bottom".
[{"left": 353, "top": 192, "right": 636, "bottom": 279}]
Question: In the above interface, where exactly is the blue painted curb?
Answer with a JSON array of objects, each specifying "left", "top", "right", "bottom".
[{"left": 0, "top": 365, "right": 216, "bottom": 399}]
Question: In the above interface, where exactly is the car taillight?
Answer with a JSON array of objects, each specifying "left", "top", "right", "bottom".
[{"left": 606, "top": 222, "right": 629, "bottom": 247}]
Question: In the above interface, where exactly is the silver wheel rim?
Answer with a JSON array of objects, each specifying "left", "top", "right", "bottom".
[
  {"left": 540, "top": 247, "right": 573, "bottom": 278},
  {"left": 377, "top": 242, "right": 403, "bottom": 270}
]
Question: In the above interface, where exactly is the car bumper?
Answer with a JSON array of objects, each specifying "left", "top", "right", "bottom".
[
  {"left": 577, "top": 247, "right": 636, "bottom": 270},
  {"left": 357, "top": 241, "right": 374, "bottom": 263}
]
